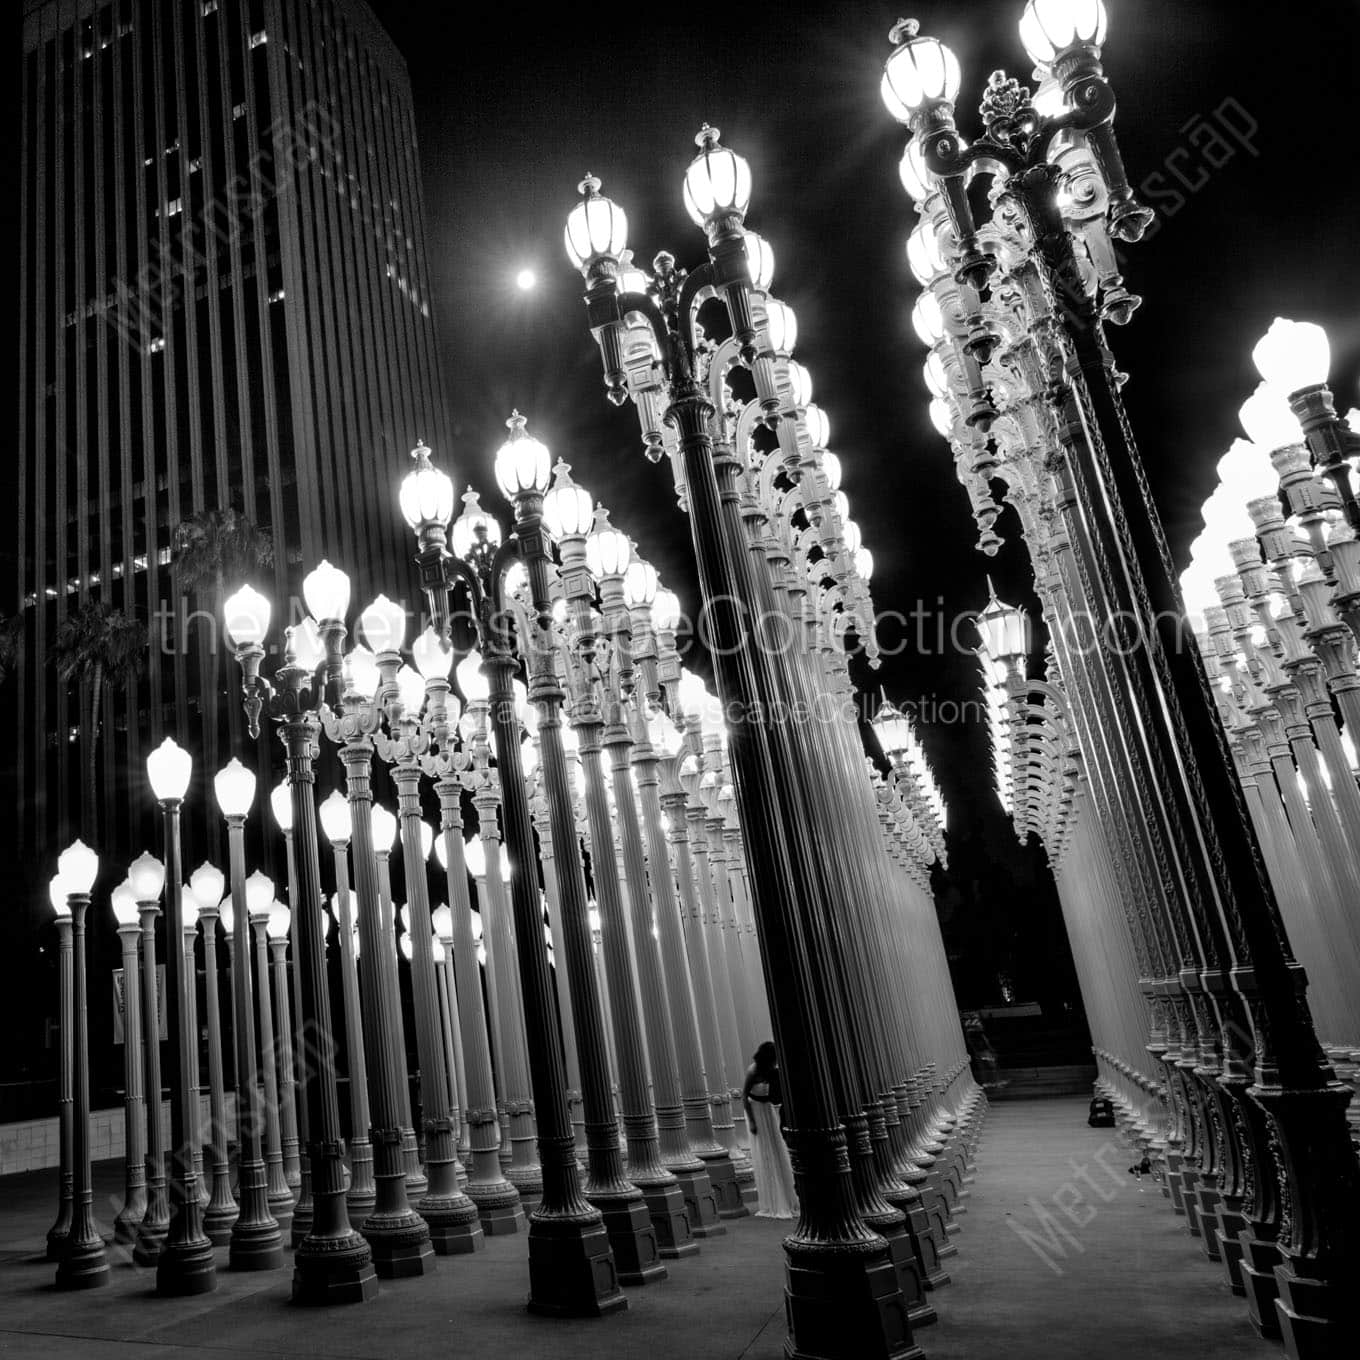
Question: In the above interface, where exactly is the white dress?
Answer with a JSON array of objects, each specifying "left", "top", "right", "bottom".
[{"left": 748, "top": 1081, "right": 798, "bottom": 1219}]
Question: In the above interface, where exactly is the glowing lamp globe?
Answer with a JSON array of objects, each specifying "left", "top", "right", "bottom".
[
  {"left": 456, "top": 648, "right": 491, "bottom": 703},
  {"left": 586, "top": 518, "right": 631, "bottom": 579},
  {"left": 245, "top": 870, "right": 275, "bottom": 920},
  {"left": 219, "top": 897, "right": 235, "bottom": 934},
  {"left": 270, "top": 780, "right": 293, "bottom": 833},
  {"left": 1251, "top": 318, "right": 1331, "bottom": 395},
  {"left": 345, "top": 645, "right": 381, "bottom": 700},
  {"left": 420, "top": 821, "right": 435, "bottom": 861},
  {"left": 287, "top": 618, "right": 326, "bottom": 674},
  {"left": 898, "top": 139, "right": 934, "bottom": 202},
  {"left": 128, "top": 851, "right": 165, "bottom": 902},
  {"left": 48, "top": 875, "right": 71, "bottom": 917},
  {"left": 400, "top": 444, "right": 456, "bottom": 532},
  {"left": 214, "top": 757, "right": 256, "bottom": 818},
  {"left": 266, "top": 902, "right": 290, "bottom": 940},
  {"left": 843, "top": 519, "right": 863, "bottom": 555},
  {"left": 588, "top": 904, "right": 602, "bottom": 934},
  {"left": 804, "top": 403, "right": 830, "bottom": 450},
  {"left": 744, "top": 231, "right": 775, "bottom": 292},
  {"left": 543, "top": 465, "right": 594, "bottom": 539},
  {"left": 359, "top": 594, "right": 406, "bottom": 654},
  {"left": 881, "top": 28, "right": 961, "bottom": 120},
  {"left": 500, "top": 847, "right": 512, "bottom": 881},
  {"left": 1239, "top": 384, "right": 1303, "bottom": 452},
  {"left": 494, "top": 411, "right": 552, "bottom": 499},
  {"left": 58, "top": 840, "right": 99, "bottom": 895},
  {"left": 786, "top": 360, "right": 813, "bottom": 408},
  {"left": 188, "top": 862, "right": 226, "bottom": 914},
  {"left": 873, "top": 699, "right": 912, "bottom": 759},
  {"left": 912, "top": 292, "right": 945, "bottom": 347},
  {"left": 319, "top": 790, "right": 352, "bottom": 846},
  {"left": 855, "top": 547, "right": 875, "bottom": 581},
  {"left": 223, "top": 584, "right": 271, "bottom": 647},
  {"left": 906, "top": 222, "right": 947, "bottom": 286},
  {"left": 924, "top": 350, "right": 949, "bottom": 400},
  {"left": 431, "top": 904, "right": 453, "bottom": 940},
  {"left": 820, "top": 450, "right": 843, "bottom": 492},
  {"left": 450, "top": 494, "right": 503, "bottom": 561},
  {"left": 682, "top": 124, "right": 752, "bottom": 228},
  {"left": 977, "top": 589, "right": 1030, "bottom": 666},
  {"left": 395, "top": 664, "right": 426, "bottom": 715},
  {"left": 302, "top": 558, "right": 350, "bottom": 623},
  {"left": 564, "top": 175, "right": 628, "bottom": 269},
  {"left": 111, "top": 880, "right": 140, "bottom": 927},
  {"left": 929, "top": 399, "right": 954, "bottom": 438},
  {"left": 147, "top": 737, "right": 192, "bottom": 802},
  {"left": 180, "top": 892, "right": 200, "bottom": 931},
  {"left": 434, "top": 835, "right": 450, "bottom": 872},
  {"left": 1019, "top": 0, "right": 1108, "bottom": 67},
  {"left": 624, "top": 559, "right": 659, "bottom": 610},
  {"left": 412, "top": 626, "right": 454, "bottom": 682},
  {"left": 464, "top": 835, "right": 487, "bottom": 879},
  {"left": 652, "top": 588, "right": 682, "bottom": 632},
  {"left": 763, "top": 298, "right": 797, "bottom": 356},
  {"left": 371, "top": 804, "right": 398, "bottom": 854}
]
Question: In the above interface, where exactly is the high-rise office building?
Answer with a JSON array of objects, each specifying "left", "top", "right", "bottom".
[{"left": 15, "top": 0, "right": 450, "bottom": 872}]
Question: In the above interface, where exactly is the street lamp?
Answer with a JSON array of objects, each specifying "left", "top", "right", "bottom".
[
  {"left": 226, "top": 586, "right": 379, "bottom": 1305},
  {"left": 146, "top": 738, "right": 217, "bottom": 1296},
  {"left": 44, "top": 871, "right": 73, "bottom": 1263},
  {"left": 52, "top": 841, "right": 109, "bottom": 1289},
  {"left": 111, "top": 879, "right": 148, "bottom": 1247},
  {"left": 186, "top": 860, "right": 237, "bottom": 1245},
  {"left": 263, "top": 900, "right": 302, "bottom": 1199},
  {"left": 403, "top": 426, "right": 627, "bottom": 1315}
]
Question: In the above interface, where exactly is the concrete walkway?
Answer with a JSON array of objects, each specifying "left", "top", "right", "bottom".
[{"left": 0, "top": 1100, "right": 1273, "bottom": 1359}]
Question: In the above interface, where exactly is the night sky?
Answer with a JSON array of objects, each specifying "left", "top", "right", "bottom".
[{"left": 365, "top": 0, "right": 1360, "bottom": 1006}]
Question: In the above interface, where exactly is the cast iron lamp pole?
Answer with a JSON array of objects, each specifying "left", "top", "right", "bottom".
[
  {"left": 318, "top": 792, "right": 379, "bottom": 1220},
  {"left": 185, "top": 862, "right": 238, "bottom": 1244},
  {"left": 52, "top": 842, "right": 110, "bottom": 1289},
  {"left": 146, "top": 739, "right": 217, "bottom": 1296},
  {"left": 269, "top": 778, "right": 314, "bottom": 1240},
  {"left": 265, "top": 903, "right": 302, "bottom": 1195},
  {"left": 403, "top": 429, "right": 627, "bottom": 1316},
  {"left": 225, "top": 584, "right": 379, "bottom": 1305},
  {"left": 129, "top": 852, "right": 170, "bottom": 1265},
  {"left": 110, "top": 880, "right": 149, "bottom": 1247},
  {"left": 213, "top": 759, "right": 285, "bottom": 1270},
  {"left": 569, "top": 140, "right": 921, "bottom": 1358},
  {"left": 44, "top": 874, "right": 74, "bottom": 1262}
]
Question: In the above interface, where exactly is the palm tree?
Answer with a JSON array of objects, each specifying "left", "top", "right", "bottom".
[
  {"left": 49, "top": 603, "right": 147, "bottom": 839},
  {"left": 0, "top": 614, "right": 22, "bottom": 687},
  {"left": 171, "top": 507, "right": 274, "bottom": 771}
]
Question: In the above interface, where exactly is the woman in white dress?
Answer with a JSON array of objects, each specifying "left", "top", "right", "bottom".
[{"left": 742, "top": 1041, "right": 798, "bottom": 1219}]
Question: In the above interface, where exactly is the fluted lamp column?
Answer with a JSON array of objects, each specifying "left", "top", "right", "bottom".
[
  {"left": 213, "top": 758, "right": 285, "bottom": 1272},
  {"left": 110, "top": 881, "right": 149, "bottom": 1247},
  {"left": 147, "top": 739, "right": 217, "bottom": 1296},
  {"left": 43, "top": 875, "right": 73, "bottom": 1263},
  {"left": 52, "top": 843, "right": 110, "bottom": 1289},
  {"left": 129, "top": 851, "right": 169, "bottom": 1266},
  {"left": 265, "top": 903, "right": 302, "bottom": 1200},
  {"left": 187, "top": 862, "right": 239, "bottom": 1245}
]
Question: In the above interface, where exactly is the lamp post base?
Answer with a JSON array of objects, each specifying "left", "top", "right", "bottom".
[
  {"left": 588, "top": 1190, "right": 667, "bottom": 1286},
  {"left": 292, "top": 1232, "right": 379, "bottom": 1306},
  {"left": 362, "top": 1213, "right": 437, "bottom": 1278},
  {"left": 783, "top": 1238, "right": 922, "bottom": 1360},
  {"left": 698, "top": 1150, "right": 741, "bottom": 1222},
  {"left": 114, "top": 1192, "right": 147, "bottom": 1246},
  {"left": 132, "top": 1218, "right": 167, "bottom": 1267},
  {"left": 156, "top": 1236, "right": 218, "bottom": 1296},
  {"left": 55, "top": 1236, "right": 110, "bottom": 1290},
  {"left": 1239, "top": 1233, "right": 1283, "bottom": 1340},
  {"left": 228, "top": 1215, "right": 285, "bottom": 1272},
  {"left": 45, "top": 1222, "right": 71, "bottom": 1261},
  {"left": 417, "top": 1194, "right": 486, "bottom": 1254},
  {"left": 637, "top": 1178, "right": 698, "bottom": 1259},
  {"left": 202, "top": 1194, "right": 238, "bottom": 1247},
  {"left": 670, "top": 1165, "right": 723, "bottom": 1238},
  {"left": 466, "top": 1179, "right": 526, "bottom": 1235},
  {"left": 525, "top": 1214, "right": 629, "bottom": 1317}
]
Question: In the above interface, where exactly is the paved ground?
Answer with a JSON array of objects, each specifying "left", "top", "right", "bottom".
[{"left": 0, "top": 1100, "right": 1273, "bottom": 1359}]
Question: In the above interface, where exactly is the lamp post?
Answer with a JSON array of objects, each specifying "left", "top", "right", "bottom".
[
  {"left": 226, "top": 583, "right": 378, "bottom": 1304},
  {"left": 146, "top": 738, "right": 217, "bottom": 1296},
  {"left": 246, "top": 870, "right": 296, "bottom": 1229},
  {"left": 187, "top": 862, "right": 238, "bottom": 1245},
  {"left": 318, "top": 793, "right": 378, "bottom": 1221},
  {"left": 265, "top": 902, "right": 302, "bottom": 1197},
  {"left": 44, "top": 873, "right": 74, "bottom": 1262},
  {"left": 111, "top": 880, "right": 148, "bottom": 1247},
  {"left": 213, "top": 758, "right": 285, "bottom": 1271},
  {"left": 270, "top": 778, "right": 313, "bottom": 1241},
  {"left": 403, "top": 428, "right": 626, "bottom": 1315},
  {"left": 570, "top": 140, "right": 926, "bottom": 1354},
  {"left": 52, "top": 842, "right": 110, "bottom": 1289},
  {"left": 129, "top": 851, "right": 170, "bottom": 1265}
]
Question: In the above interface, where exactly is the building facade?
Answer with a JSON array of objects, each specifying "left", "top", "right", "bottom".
[{"left": 15, "top": 0, "right": 450, "bottom": 877}]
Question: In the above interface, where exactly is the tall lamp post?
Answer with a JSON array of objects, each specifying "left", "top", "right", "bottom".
[
  {"left": 129, "top": 851, "right": 170, "bottom": 1265},
  {"left": 111, "top": 879, "right": 149, "bottom": 1247},
  {"left": 187, "top": 861, "right": 238, "bottom": 1245},
  {"left": 44, "top": 873, "right": 74, "bottom": 1262},
  {"left": 53, "top": 841, "right": 110, "bottom": 1289},
  {"left": 225, "top": 585, "right": 378, "bottom": 1305},
  {"left": 265, "top": 902, "right": 302, "bottom": 1195},
  {"left": 214, "top": 758, "right": 285, "bottom": 1270},
  {"left": 402, "top": 429, "right": 627, "bottom": 1316},
  {"left": 146, "top": 738, "right": 217, "bottom": 1296},
  {"left": 882, "top": 9, "right": 1360, "bottom": 1351}
]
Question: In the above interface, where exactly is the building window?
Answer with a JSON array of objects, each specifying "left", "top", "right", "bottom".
[
  {"left": 232, "top": 103, "right": 247, "bottom": 120},
  {"left": 162, "top": 197, "right": 183, "bottom": 217},
  {"left": 202, "top": 1, "right": 219, "bottom": 14},
  {"left": 147, "top": 337, "right": 165, "bottom": 354},
  {"left": 250, "top": 31, "right": 268, "bottom": 48},
  {"left": 157, "top": 547, "right": 173, "bottom": 566},
  {"left": 269, "top": 288, "right": 285, "bottom": 303}
]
